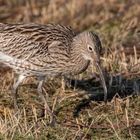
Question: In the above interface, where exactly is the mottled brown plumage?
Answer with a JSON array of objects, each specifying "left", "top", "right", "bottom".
[{"left": 0, "top": 23, "right": 107, "bottom": 122}]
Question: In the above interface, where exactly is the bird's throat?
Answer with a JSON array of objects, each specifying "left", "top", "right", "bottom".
[{"left": 67, "top": 53, "right": 90, "bottom": 75}]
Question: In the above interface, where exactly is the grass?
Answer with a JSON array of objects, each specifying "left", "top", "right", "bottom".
[{"left": 0, "top": 0, "right": 140, "bottom": 139}]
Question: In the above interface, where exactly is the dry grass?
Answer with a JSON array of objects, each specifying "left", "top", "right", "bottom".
[{"left": 0, "top": 0, "right": 140, "bottom": 139}]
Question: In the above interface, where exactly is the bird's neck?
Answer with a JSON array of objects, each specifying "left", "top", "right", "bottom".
[{"left": 67, "top": 45, "right": 90, "bottom": 75}]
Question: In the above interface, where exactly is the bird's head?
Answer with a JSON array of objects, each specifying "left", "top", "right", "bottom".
[
  {"left": 74, "top": 31, "right": 102, "bottom": 63},
  {"left": 73, "top": 31, "right": 107, "bottom": 101}
]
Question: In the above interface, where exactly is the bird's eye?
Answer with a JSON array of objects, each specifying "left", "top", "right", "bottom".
[{"left": 88, "top": 45, "right": 93, "bottom": 52}]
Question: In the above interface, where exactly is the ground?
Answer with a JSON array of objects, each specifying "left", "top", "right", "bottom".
[{"left": 0, "top": 0, "right": 139, "bottom": 140}]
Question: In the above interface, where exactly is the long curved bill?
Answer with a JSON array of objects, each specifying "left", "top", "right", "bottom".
[{"left": 95, "top": 62, "right": 107, "bottom": 102}]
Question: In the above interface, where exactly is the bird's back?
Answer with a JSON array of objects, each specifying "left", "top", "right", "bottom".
[{"left": 0, "top": 23, "right": 76, "bottom": 76}]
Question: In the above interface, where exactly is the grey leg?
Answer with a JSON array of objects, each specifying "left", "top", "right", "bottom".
[
  {"left": 61, "top": 76, "right": 65, "bottom": 92},
  {"left": 37, "top": 77, "right": 54, "bottom": 124},
  {"left": 12, "top": 75, "right": 26, "bottom": 110}
]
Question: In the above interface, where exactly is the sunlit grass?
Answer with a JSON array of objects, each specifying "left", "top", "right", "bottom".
[{"left": 0, "top": 0, "right": 139, "bottom": 139}]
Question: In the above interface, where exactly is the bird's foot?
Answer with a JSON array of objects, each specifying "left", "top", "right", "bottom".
[{"left": 43, "top": 103, "right": 56, "bottom": 126}]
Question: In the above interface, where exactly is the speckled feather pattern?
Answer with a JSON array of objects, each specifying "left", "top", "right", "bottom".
[
  {"left": 0, "top": 22, "right": 108, "bottom": 112},
  {"left": 0, "top": 23, "right": 101, "bottom": 77}
]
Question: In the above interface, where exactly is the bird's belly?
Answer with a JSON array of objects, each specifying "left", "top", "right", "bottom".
[
  {"left": 0, "top": 52, "right": 62, "bottom": 77},
  {"left": 0, "top": 52, "right": 43, "bottom": 76}
]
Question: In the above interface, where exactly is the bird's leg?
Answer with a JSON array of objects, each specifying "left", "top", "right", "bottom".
[
  {"left": 37, "top": 77, "right": 54, "bottom": 125},
  {"left": 12, "top": 75, "right": 26, "bottom": 110},
  {"left": 61, "top": 76, "right": 66, "bottom": 93}
]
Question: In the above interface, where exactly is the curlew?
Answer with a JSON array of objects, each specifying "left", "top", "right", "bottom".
[{"left": 0, "top": 23, "right": 107, "bottom": 119}]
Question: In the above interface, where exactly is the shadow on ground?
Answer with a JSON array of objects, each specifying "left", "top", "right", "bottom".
[{"left": 66, "top": 75, "right": 140, "bottom": 117}]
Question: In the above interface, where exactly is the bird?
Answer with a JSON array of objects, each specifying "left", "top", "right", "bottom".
[{"left": 0, "top": 23, "right": 107, "bottom": 120}]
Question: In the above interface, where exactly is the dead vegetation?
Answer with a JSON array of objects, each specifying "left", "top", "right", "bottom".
[{"left": 0, "top": 0, "right": 139, "bottom": 139}]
